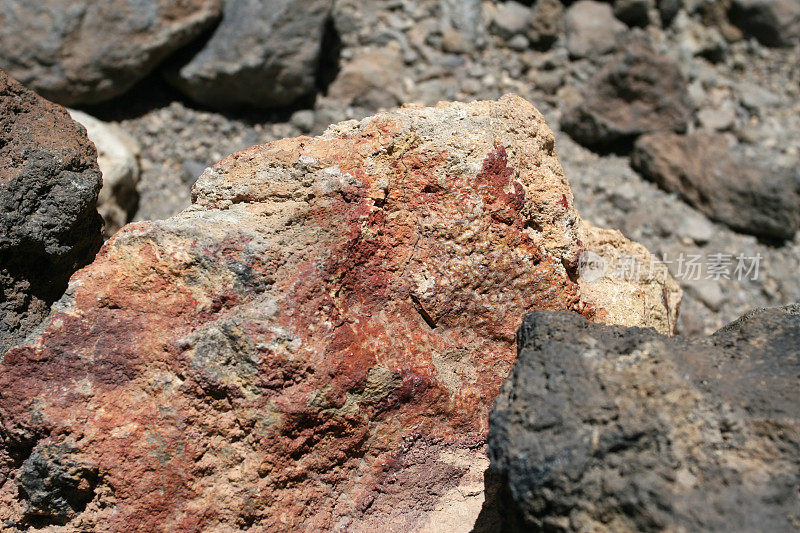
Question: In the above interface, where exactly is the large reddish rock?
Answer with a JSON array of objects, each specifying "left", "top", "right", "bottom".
[
  {"left": 0, "top": 71, "right": 103, "bottom": 354},
  {"left": 0, "top": 0, "right": 221, "bottom": 105},
  {"left": 0, "top": 95, "right": 679, "bottom": 530}
]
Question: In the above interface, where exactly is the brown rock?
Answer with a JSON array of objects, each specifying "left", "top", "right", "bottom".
[
  {"left": 0, "top": 0, "right": 221, "bottom": 105},
  {"left": 0, "top": 70, "right": 103, "bottom": 354},
  {"left": 632, "top": 131, "right": 800, "bottom": 240},
  {"left": 0, "top": 95, "right": 678, "bottom": 530},
  {"left": 562, "top": 37, "right": 692, "bottom": 150},
  {"left": 327, "top": 46, "right": 405, "bottom": 110}
]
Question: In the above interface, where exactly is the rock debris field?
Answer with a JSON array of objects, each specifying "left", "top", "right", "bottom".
[{"left": 0, "top": 0, "right": 798, "bottom": 531}]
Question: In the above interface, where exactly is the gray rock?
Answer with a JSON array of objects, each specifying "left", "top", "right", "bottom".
[
  {"left": 290, "top": 109, "right": 316, "bottom": 133},
  {"left": 440, "top": 0, "right": 486, "bottom": 52},
  {"left": 0, "top": 70, "right": 103, "bottom": 354},
  {"left": 730, "top": 0, "right": 800, "bottom": 47},
  {"left": 561, "top": 37, "right": 692, "bottom": 149},
  {"left": 490, "top": 1, "right": 531, "bottom": 40},
  {"left": 489, "top": 305, "right": 800, "bottom": 532},
  {"left": 0, "top": 0, "right": 221, "bottom": 106},
  {"left": 564, "top": 0, "right": 627, "bottom": 58},
  {"left": 697, "top": 106, "right": 736, "bottom": 131},
  {"left": 675, "top": 210, "right": 716, "bottom": 244},
  {"left": 632, "top": 131, "right": 800, "bottom": 240},
  {"left": 168, "top": 0, "right": 331, "bottom": 109}
]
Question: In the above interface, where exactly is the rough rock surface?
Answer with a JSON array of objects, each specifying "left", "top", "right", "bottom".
[
  {"left": 632, "top": 130, "right": 800, "bottom": 241},
  {"left": 0, "top": 71, "right": 103, "bottom": 355},
  {"left": 167, "top": 0, "right": 331, "bottom": 109},
  {"left": 0, "top": 0, "right": 221, "bottom": 105},
  {"left": 489, "top": 305, "right": 800, "bottom": 532},
  {"left": 0, "top": 96, "right": 678, "bottom": 530},
  {"left": 68, "top": 109, "right": 140, "bottom": 238},
  {"left": 562, "top": 37, "right": 692, "bottom": 149}
]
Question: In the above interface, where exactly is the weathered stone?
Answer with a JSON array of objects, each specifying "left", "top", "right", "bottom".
[
  {"left": 167, "top": 0, "right": 331, "bottom": 109},
  {"left": 489, "top": 305, "right": 800, "bottom": 531},
  {"left": 0, "top": 0, "right": 221, "bottom": 106},
  {"left": 0, "top": 96, "right": 678, "bottom": 529},
  {"left": 0, "top": 70, "right": 102, "bottom": 354},
  {"left": 564, "top": 0, "right": 627, "bottom": 58},
  {"left": 730, "top": 0, "right": 800, "bottom": 47},
  {"left": 68, "top": 110, "right": 140, "bottom": 237},
  {"left": 562, "top": 37, "right": 692, "bottom": 149},
  {"left": 632, "top": 131, "right": 800, "bottom": 240}
]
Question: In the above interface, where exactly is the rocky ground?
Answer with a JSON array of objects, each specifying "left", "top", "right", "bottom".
[{"left": 16, "top": 0, "right": 790, "bottom": 338}]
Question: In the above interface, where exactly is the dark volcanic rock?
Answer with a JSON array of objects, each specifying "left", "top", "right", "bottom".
[
  {"left": 730, "top": 0, "right": 800, "bottom": 47},
  {"left": 0, "top": 71, "right": 103, "bottom": 353},
  {"left": 561, "top": 37, "right": 692, "bottom": 150},
  {"left": 489, "top": 306, "right": 800, "bottom": 532},
  {"left": 632, "top": 131, "right": 800, "bottom": 240},
  {"left": 167, "top": 0, "right": 331, "bottom": 109},
  {"left": 16, "top": 444, "right": 99, "bottom": 524},
  {"left": 0, "top": 0, "right": 221, "bottom": 105}
]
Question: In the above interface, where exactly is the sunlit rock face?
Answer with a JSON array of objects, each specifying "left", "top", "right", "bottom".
[{"left": 0, "top": 95, "right": 678, "bottom": 531}]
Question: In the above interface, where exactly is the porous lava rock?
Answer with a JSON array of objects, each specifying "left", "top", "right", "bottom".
[
  {"left": 0, "top": 0, "right": 221, "bottom": 105},
  {"left": 0, "top": 95, "right": 678, "bottom": 530},
  {"left": 0, "top": 71, "right": 103, "bottom": 355},
  {"left": 489, "top": 305, "right": 800, "bottom": 531}
]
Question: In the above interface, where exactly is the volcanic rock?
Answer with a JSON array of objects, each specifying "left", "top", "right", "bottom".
[
  {"left": 0, "top": 0, "right": 221, "bottom": 106},
  {"left": 562, "top": 37, "right": 692, "bottom": 150},
  {"left": 632, "top": 130, "right": 800, "bottom": 241},
  {"left": 167, "top": 0, "right": 331, "bottom": 109},
  {"left": 0, "top": 71, "right": 103, "bottom": 355},
  {"left": 0, "top": 95, "right": 679, "bottom": 530},
  {"left": 489, "top": 305, "right": 800, "bottom": 531}
]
